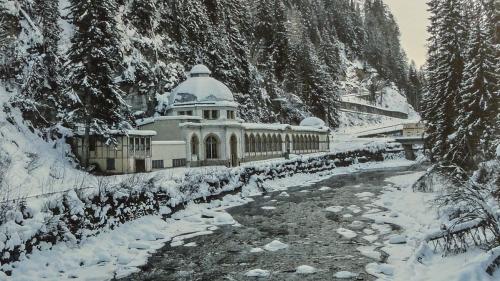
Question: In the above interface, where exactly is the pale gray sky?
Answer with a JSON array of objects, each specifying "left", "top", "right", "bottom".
[{"left": 382, "top": 0, "right": 430, "bottom": 67}]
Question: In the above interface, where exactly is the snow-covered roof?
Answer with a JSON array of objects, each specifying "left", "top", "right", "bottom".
[
  {"left": 136, "top": 115, "right": 202, "bottom": 126},
  {"left": 75, "top": 129, "right": 157, "bottom": 136},
  {"left": 152, "top": 141, "right": 186, "bottom": 145},
  {"left": 300, "top": 117, "right": 326, "bottom": 127},
  {"left": 168, "top": 64, "right": 235, "bottom": 107},
  {"left": 243, "top": 123, "right": 329, "bottom": 133}
]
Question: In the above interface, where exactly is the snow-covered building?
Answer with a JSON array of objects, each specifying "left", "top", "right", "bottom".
[
  {"left": 73, "top": 130, "right": 157, "bottom": 173},
  {"left": 137, "top": 64, "right": 331, "bottom": 170}
]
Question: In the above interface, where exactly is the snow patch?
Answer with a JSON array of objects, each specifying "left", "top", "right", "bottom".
[
  {"left": 263, "top": 240, "right": 289, "bottom": 252},
  {"left": 295, "top": 265, "right": 317, "bottom": 274},
  {"left": 325, "top": 206, "right": 344, "bottom": 213},
  {"left": 245, "top": 269, "right": 270, "bottom": 278},
  {"left": 334, "top": 271, "right": 358, "bottom": 278},
  {"left": 336, "top": 228, "right": 357, "bottom": 239}
]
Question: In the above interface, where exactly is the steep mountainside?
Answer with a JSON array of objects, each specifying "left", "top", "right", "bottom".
[{"left": 1, "top": 0, "right": 417, "bottom": 133}]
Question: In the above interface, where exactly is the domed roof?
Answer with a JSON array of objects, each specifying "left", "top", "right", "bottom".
[
  {"left": 300, "top": 117, "right": 326, "bottom": 127},
  {"left": 168, "top": 64, "right": 235, "bottom": 105},
  {"left": 190, "top": 64, "right": 212, "bottom": 76}
]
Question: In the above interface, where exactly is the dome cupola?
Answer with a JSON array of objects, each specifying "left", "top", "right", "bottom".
[
  {"left": 300, "top": 117, "right": 326, "bottom": 127},
  {"left": 189, "top": 64, "right": 212, "bottom": 77},
  {"left": 168, "top": 64, "right": 236, "bottom": 106}
]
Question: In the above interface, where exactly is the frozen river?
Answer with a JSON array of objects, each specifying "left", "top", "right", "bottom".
[{"left": 119, "top": 166, "right": 421, "bottom": 281}]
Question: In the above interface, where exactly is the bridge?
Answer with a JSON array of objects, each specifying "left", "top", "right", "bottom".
[{"left": 355, "top": 123, "right": 427, "bottom": 160}]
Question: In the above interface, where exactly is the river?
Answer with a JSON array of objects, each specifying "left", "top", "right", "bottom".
[{"left": 119, "top": 166, "right": 422, "bottom": 281}]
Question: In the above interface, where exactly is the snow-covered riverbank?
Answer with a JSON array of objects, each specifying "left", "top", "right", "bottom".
[
  {"left": 364, "top": 171, "right": 500, "bottom": 281},
  {"left": 2, "top": 159, "right": 416, "bottom": 281}
]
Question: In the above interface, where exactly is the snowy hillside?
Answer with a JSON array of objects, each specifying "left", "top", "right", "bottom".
[{"left": 0, "top": 85, "right": 89, "bottom": 198}]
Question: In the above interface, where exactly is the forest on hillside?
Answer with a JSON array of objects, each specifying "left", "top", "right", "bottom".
[{"left": 0, "top": 0, "right": 420, "bottom": 139}]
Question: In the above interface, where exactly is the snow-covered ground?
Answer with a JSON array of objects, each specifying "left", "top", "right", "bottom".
[{"left": 363, "top": 171, "right": 499, "bottom": 281}]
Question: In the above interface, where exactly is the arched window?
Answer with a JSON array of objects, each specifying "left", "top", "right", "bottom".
[
  {"left": 267, "top": 134, "right": 273, "bottom": 152},
  {"left": 308, "top": 135, "right": 313, "bottom": 150},
  {"left": 316, "top": 136, "right": 320, "bottom": 150},
  {"left": 262, "top": 135, "right": 268, "bottom": 153},
  {"left": 191, "top": 135, "right": 199, "bottom": 156},
  {"left": 277, "top": 135, "right": 282, "bottom": 152},
  {"left": 300, "top": 135, "right": 305, "bottom": 151},
  {"left": 205, "top": 135, "right": 218, "bottom": 159},
  {"left": 273, "top": 135, "right": 278, "bottom": 152},
  {"left": 250, "top": 134, "right": 256, "bottom": 153},
  {"left": 327, "top": 135, "right": 330, "bottom": 150},
  {"left": 244, "top": 134, "right": 249, "bottom": 153},
  {"left": 285, "top": 135, "right": 290, "bottom": 152},
  {"left": 256, "top": 134, "right": 262, "bottom": 152}
]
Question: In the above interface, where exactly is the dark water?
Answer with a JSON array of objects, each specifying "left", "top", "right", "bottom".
[{"left": 119, "top": 166, "right": 422, "bottom": 281}]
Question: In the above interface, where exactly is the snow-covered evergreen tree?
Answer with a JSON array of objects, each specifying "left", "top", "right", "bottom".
[
  {"left": 445, "top": 1, "right": 499, "bottom": 167},
  {"left": 423, "top": 0, "right": 467, "bottom": 161},
  {"left": 66, "top": 0, "right": 133, "bottom": 167},
  {"left": 18, "top": 0, "right": 66, "bottom": 135},
  {"left": 129, "top": 0, "right": 156, "bottom": 33}
]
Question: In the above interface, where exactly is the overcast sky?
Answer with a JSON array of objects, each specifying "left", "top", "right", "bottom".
[{"left": 382, "top": 0, "right": 430, "bottom": 67}]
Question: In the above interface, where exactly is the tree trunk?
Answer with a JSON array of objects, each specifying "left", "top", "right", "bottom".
[{"left": 83, "top": 94, "right": 91, "bottom": 168}]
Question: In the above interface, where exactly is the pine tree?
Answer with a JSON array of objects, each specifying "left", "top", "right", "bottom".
[
  {"left": 423, "top": 0, "right": 466, "bottom": 161},
  {"left": 446, "top": 1, "right": 499, "bottom": 167},
  {"left": 130, "top": 0, "right": 156, "bottom": 33},
  {"left": 66, "top": 0, "right": 133, "bottom": 167},
  {"left": 406, "top": 61, "right": 422, "bottom": 111}
]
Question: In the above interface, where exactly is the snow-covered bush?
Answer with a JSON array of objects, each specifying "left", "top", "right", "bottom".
[{"left": 425, "top": 160, "right": 500, "bottom": 255}]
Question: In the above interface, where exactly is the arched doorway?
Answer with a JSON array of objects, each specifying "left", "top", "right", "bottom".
[{"left": 230, "top": 134, "right": 238, "bottom": 167}]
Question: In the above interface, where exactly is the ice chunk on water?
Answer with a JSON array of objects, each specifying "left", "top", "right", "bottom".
[
  {"left": 325, "top": 206, "right": 343, "bottom": 213},
  {"left": 363, "top": 228, "right": 375, "bottom": 235},
  {"left": 334, "top": 271, "right": 358, "bottom": 278},
  {"left": 250, "top": 247, "right": 264, "bottom": 253},
  {"left": 362, "top": 235, "right": 378, "bottom": 243},
  {"left": 296, "top": 265, "right": 317, "bottom": 274},
  {"left": 355, "top": 192, "right": 375, "bottom": 197},
  {"left": 347, "top": 205, "right": 362, "bottom": 214},
  {"left": 318, "top": 186, "right": 331, "bottom": 191},
  {"left": 336, "top": 228, "right": 357, "bottom": 239},
  {"left": 349, "top": 220, "right": 364, "bottom": 230},
  {"left": 356, "top": 246, "right": 382, "bottom": 261},
  {"left": 263, "top": 240, "right": 289, "bottom": 251},
  {"left": 213, "top": 212, "right": 235, "bottom": 225},
  {"left": 261, "top": 206, "right": 276, "bottom": 210},
  {"left": 388, "top": 234, "right": 406, "bottom": 244},
  {"left": 245, "top": 269, "right": 270, "bottom": 277}
]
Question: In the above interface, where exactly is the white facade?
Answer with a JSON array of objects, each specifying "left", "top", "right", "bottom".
[{"left": 138, "top": 64, "right": 331, "bottom": 170}]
